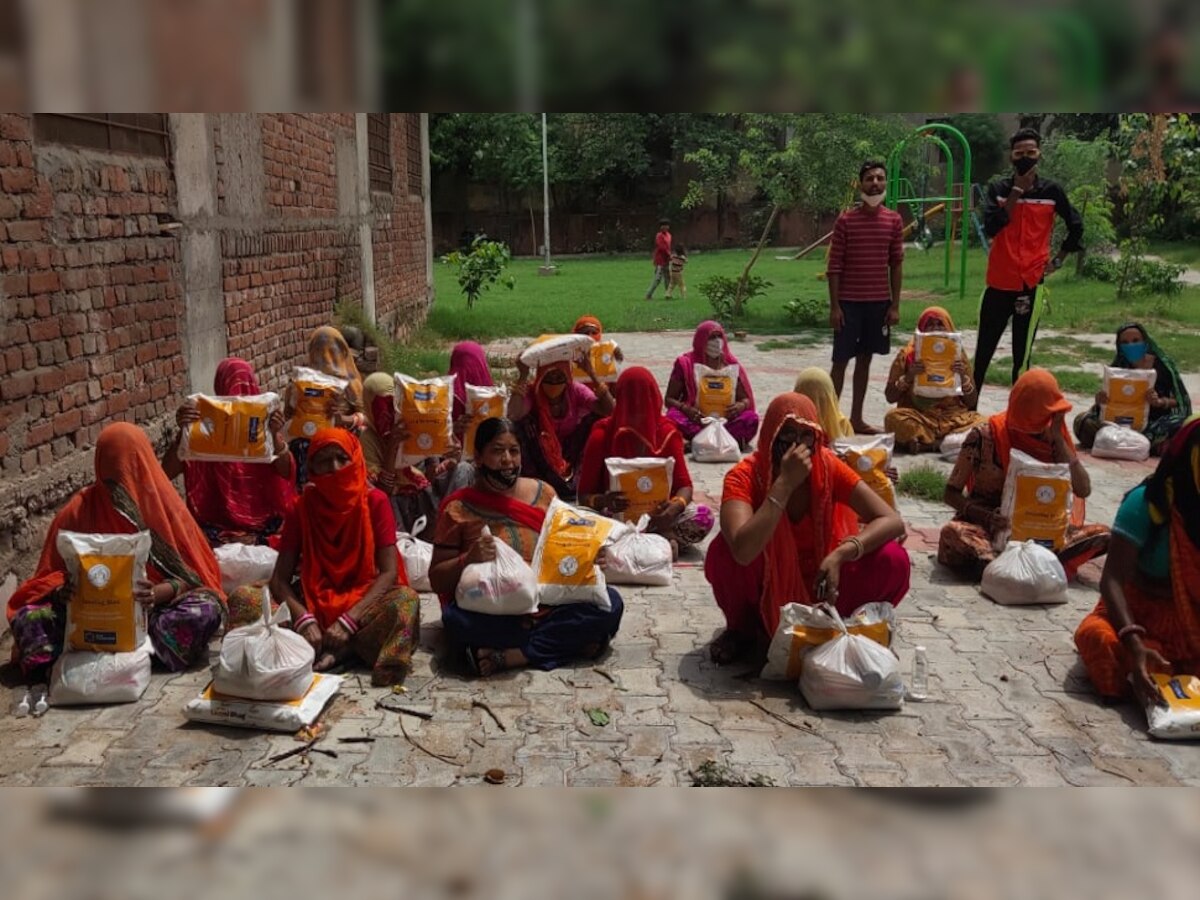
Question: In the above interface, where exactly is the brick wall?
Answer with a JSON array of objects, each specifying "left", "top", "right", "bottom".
[{"left": 0, "top": 113, "right": 431, "bottom": 584}]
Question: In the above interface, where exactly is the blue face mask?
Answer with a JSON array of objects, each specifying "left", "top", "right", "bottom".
[{"left": 1120, "top": 341, "right": 1148, "bottom": 364}]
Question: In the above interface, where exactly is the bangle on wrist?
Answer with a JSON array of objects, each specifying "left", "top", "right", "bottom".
[
  {"left": 337, "top": 613, "right": 360, "bottom": 635},
  {"left": 766, "top": 494, "right": 786, "bottom": 512},
  {"left": 1117, "top": 623, "right": 1146, "bottom": 643},
  {"left": 293, "top": 612, "right": 316, "bottom": 632},
  {"left": 839, "top": 536, "right": 864, "bottom": 561}
]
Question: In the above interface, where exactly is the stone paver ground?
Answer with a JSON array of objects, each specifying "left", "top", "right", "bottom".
[{"left": 2, "top": 323, "right": 1196, "bottom": 786}]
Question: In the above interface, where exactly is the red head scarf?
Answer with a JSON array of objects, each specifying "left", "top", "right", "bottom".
[
  {"left": 531, "top": 361, "right": 575, "bottom": 478},
  {"left": 299, "top": 429, "right": 378, "bottom": 628},
  {"left": 990, "top": 368, "right": 1073, "bottom": 468},
  {"left": 9, "top": 423, "right": 224, "bottom": 620},
  {"left": 183, "top": 358, "right": 294, "bottom": 535},
  {"left": 448, "top": 341, "right": 494, "bottom": 421},
  {"left": 744, "top": 393, "right": 859, "bottom": 634},
  {"left": 574, "top": 315, "right": 604, "bottom": 341},
  {"left": 673, "top": 319, "right": 756, "bottom": 409}
]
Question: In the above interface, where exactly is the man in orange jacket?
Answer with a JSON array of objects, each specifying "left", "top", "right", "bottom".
[{"left": 972, "top": 128, "right": 1083, "bottom": 407}]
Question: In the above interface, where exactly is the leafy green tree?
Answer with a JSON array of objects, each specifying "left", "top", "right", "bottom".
[
  {"left": 1038, "top": 136, "right": 1117, "bottom": 272},
  {"left": 1116, "top": 113, "right": 1200, "bottom": 241},
  {"left": 441, "top": 238, "right": 515, "bottom": 309}
]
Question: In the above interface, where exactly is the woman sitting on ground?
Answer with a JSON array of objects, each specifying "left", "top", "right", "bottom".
[
  {"left": 161, "top": 357, "right": 295, "bottom": 548},
  {"left": 227, "top": 428, "right": 419, "bottom": 686},
  {"left": 704, "top": 394, "right": 910, "bottom": 665},
  {"left": 8, "top": 423, "right": 225, "bottom": 680},
  {"left": 1073, "top": 322, "right": 1192, "bottom": 456},
  {"left": 508, "top": 350, "right": 614, "bottom": 501},
  {"left": 664, "top": 320, "right": 759, "bottom": 450},
  {"left": 360, "top": 372, "right": 471, "bottom": 541},
  {"left": 449, "top": 340, "right": 496, "bottom": 443},
  {"left": 573, "top": 315, "right": 625, "bottom": 362},
  {"left": 430, "top": 417, "right": 624, "bottom": 677},
  {"left": 939, "top": 368, "right": 1110, "bottom": 580},
  {"left": 285, "top": 325, "right": 364, "bottom": 488},
  {"left": 576, "top": 366, "right": 715, "bottom": 554},
  {"left": 1074, "top": 417, "right": 1200, "bottom": 710},
  {"left": 883, "top": 306, "right": 984, "bottom": 454}
]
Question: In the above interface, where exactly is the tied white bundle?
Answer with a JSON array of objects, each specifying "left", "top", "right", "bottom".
[
  {"left": 214, "top": 543, "right": 278, "bottom": 595},
  {"left": 396, "top": 516, "right": 433, "bottom": 592},
  {"left": 213, "top": 586, "right": 315, "bottom": 702},
  {"left": 796, "top": 604, "right": 905, "bottom": 710},
  {"left": 456, "top": 526, "right": 540, "bottom": 616},
  {"left": 981, "top": 541, "right": 1068, "bottom": 605},
  {"left": 761, "top": 601, "right": 895, "bottom": 682},
  {"left": 1091, "top": 424, "right": 1151, "bottom": 462},
  {"left": 692, "top": 417, "right": 740, "bottom": 463},
  {"left": 602, "top": 516, "right": 673, "bottom": 586},
  {"left": 49, "top": 639, "right": 152, "bottom": 706}
]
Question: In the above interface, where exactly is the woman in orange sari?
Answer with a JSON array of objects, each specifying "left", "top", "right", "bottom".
[
  {"left": 7, "top": 423, "right": 225, "bottom": 679},
  {"left": 226, "top": 429, "right": 420, "bottom": 685},
  {"left": 704, "top": 393, "right": 910, "bottom": 664},
  {"left": 1074, "top": 417, "right": 1200, "bottom": 709},
  {"left": 939, "top": 368, "right": 1110, "bottom": 580}
]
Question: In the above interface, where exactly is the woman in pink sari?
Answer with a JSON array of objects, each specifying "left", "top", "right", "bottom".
[
  {"left": 664, "top": 320, "right": 759, "bottom": 449},
  {"left": 449, "top": 341, "right": 495, "bottom": 441}
]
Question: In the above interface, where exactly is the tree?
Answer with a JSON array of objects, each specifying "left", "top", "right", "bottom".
[
  {"left": 942, "top": 114, "right": 1007, "bottom": 182},
  {"left": 1116, "top": 113, "right": 1200, "bottom": 241},
  {"left": 441, "top": 237, "right": 515, "bottom": 310},
  {"left": 1038, "top": 136, "right": 1117, "bottom": 272}
]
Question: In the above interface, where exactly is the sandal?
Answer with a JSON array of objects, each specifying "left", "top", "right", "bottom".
[
  {"left": 464, "top": 647, "right": 509, "bottom": 678},
  {"left": 709, "top": 630, "right": 752, "bottom": 666}
]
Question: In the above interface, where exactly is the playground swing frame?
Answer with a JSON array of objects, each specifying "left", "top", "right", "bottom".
[{"left": 885, "top": 122, "right": 972, "bottom": 301}]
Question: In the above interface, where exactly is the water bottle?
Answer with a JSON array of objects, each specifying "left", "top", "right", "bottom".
[{"left": 909, "top": 646, "right": 929, "bottom": 701}]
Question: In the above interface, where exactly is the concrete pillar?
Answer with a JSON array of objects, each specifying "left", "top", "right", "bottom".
[
  {"left": 354, "top": 113, "right": 377, "bottom": 325},
  {"left": 168, "top": 113, "right": 227, "bottom": 393}
]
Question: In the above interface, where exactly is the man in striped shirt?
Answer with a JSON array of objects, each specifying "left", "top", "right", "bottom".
[{"left": 827, "top": 160, "right": 905, "bottom": 434}]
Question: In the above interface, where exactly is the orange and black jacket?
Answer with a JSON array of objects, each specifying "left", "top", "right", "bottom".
[{"left": 983, "top": 175, "right": 1083, "bottom": 292}]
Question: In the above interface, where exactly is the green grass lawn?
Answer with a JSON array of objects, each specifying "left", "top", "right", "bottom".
[
  {"left": 418, "top": 244, "right": 1200, "bottom": 371},
  {"left": 1146, "top": 240, "right": 1200, "bottom": 269}
]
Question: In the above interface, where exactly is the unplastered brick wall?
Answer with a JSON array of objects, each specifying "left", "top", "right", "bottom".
[
  {"left": 1, "top": 113, "right": 183, "bottom": 577},
  {"left": 373, "top": 114, "right": 428, "bottom": 341}
]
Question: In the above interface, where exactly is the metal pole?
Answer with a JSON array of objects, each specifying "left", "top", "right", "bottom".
[{"left": 541, "top": 113, "right": 551, "bottom": 269}]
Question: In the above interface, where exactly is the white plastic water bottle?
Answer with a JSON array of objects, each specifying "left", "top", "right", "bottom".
[{"left": 909, "top": 646, "right": 929, "bottom": 701}]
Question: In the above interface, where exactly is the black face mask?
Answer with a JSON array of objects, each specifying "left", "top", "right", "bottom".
[
  {"left": 771, "top": 437, "right": 795, "bottom": 467},
  {"left": 1013, "top": 156, "right": 1038, "bottom": 176},
  {"left": 480, "top": 465, "right": 519, "bottom": 489}
]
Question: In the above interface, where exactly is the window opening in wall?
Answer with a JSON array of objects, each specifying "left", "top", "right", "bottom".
[
  {"left": 367, "top": 113, "right": 392, "bottom": 193},
  {"left": 34, "top": 114, "right": 170, "bottom": 157}
]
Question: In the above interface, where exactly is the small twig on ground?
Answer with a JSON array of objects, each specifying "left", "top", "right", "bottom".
[
  {"left": 399, "top": 715, "right": 460, "bottom": 766},
  {"left": 471, "top": 698, "right": 507, "bottom": 732},
  {"left": 592, "top": 666, "right": 617, "bottom": 684},
  {"left": 747, "top": 699, "right": 819, "bottom": 733},
  {"left": 469, "top": 736, "right": 486, "bottom": 748},
  {"left": 375, "top": 699, "right": 435, "bottom": 720},
  {"left": 268, "top": 740, "right": 318, "bottom": 766},
  {"left": 689, "top": 715, "right": 721, "bottom": 733},
  {"left": 337, "top": 737, "right": 377, "bottom": 744}
]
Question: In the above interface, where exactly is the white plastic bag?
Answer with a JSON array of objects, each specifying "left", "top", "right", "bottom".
[
  {"left": 939, "top": 429, "right": 970, "bottom": 461},
  {"left": 49, "top": 639, "right": 152, "bottom": 706},
  {"left": 692, "top": 417, "right": 740, "bottom": 463},
  {"left": 797, "top": 605, "right": 905, "bottom": 710},
  {"left": 285, "top": 367, "right": 348, "bottom": 440},
  {"left": 396, "top": 515, "right": 433, "bottom": 592},
  {"left": 183, "top": 673, "right": 342, "bottom": 732},
  {"left": 1145, "top": 674, "right": 1200, "bottom": 740},
  {"left": 532, "top": 498, "right": 620, "bottom": 610},
  {"left": 762, "top": 602, "right": 895, "bottom": 682},
  {"left": 913, "top": 331, "right": 964, "bottom": 398},
  {"left": 178, "top": 392, "right": 281, "bottom": 462},
  {"left": 213, "top": 586, "right": 315, "bottom": 702},
  {"left": 57, "top": 530, "right": 151, "bottom": 653},
  {"left": 980, "top": 540, "right": 1068, "bottom": 606},
  {"left": 213, "top": 542, "right": 278, "bottom": 594},
  {"left": 606, "top": 457, "right": 675, "bottom": 523},
  {"left": 518, "top": 333, "right": 594, "bottom": 369},
  {"left": 997, "top": 449, "right": 1073, "bottom": 552},
  {"left": 1091, "top": 424, "right": 1151, "bottom": 462},
  {"left": 603, "top": 516, "right": 673, "bottom": 587},
  {"left": 456, "top": 526, "right": 540, "bottom": 615},
  {"left": 834, "top": 434, "right": 896, "bottom": 508},
  {"left": 1102, "top": 366, "right": 1157, "bottom": 432}
]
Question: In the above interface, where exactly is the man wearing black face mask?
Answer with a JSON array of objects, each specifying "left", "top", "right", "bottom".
[{"left": 972, "top": 128, "right": 1083, "bottom": 408}]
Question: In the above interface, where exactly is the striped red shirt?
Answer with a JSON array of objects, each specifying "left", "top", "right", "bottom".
[{"left": 826, "top": 205, "right": 904, "bottom": 302}]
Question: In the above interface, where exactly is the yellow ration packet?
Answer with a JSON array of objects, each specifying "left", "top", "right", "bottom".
[
  {"left": 285, "top": 367, "right": 348, "bottom": 441},
  {"left": 394, "top": 373, "right": 456, "bottom": 466},
  {"left": 179, "top": 392, "right": 280, "bottom": 462},
  {"left": 834, "top": 434, "right": 896, "bottom": 509},
  {"left": 462, "top": 384, "right": 510, "bottom": 462},
  {"left": 694, "top": 364, "right": 738, "bottom": 418},
  {"left": 573, "top": 340, "right": 621, "bottom": 383},
  {"left": 1102, "top": 366, "right": 1157, "bottom": 432},
  {"left": 605, "top": 457, "right": 675, "bottom": 523},
  {"left": 762, "top": 602, "right": 894, "bottom": 681},
  {"left": 56, "top": 530, "right": 151, "bottom": 653},
  {"left": 999, "top": 450, "right": 1072, "bottom": 552},
  {"left": 914, "top": 331, "right": 963, "bottom": 398},
  {"left": 532, "top": 499, "right": 619, "bottom": 609}
]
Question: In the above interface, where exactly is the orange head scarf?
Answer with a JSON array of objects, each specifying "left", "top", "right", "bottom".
[
  {"left": 8, "top": 423, "right": 223, "bottom": 620},
  {"left": 746, "top": 393, "right": 860, "bottom": 634},
  {"left": 990, "top": 368, "right": 1073, "bottom": 469},
  {"left": 574, "top": 315, "right": 603, "bottom": 341},
  {"left": 903, "top": 306, "right": 957, "bottom": 365},
  {"left": 298, "top": 428, "right": 380, "bottom": 628}
]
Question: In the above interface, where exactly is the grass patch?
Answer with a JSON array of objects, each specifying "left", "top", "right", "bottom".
[
  {"left": 1146, "top": 240, "right": 1200, "bottom": 269},
  {"left": 755, "top": 335, "right": 822, "bottom": 352},
  {"left": 897, "top": 464, "right": 948, "bottom": 502},
  {"left": 335, "top": 302, "right": 450, "bottom": 377},
  {"left": 1049, "top": 369, "right": 1102, "bottom": 395},
  {"left": 690, "top": 759, "right": 775, "bottom": 788}
]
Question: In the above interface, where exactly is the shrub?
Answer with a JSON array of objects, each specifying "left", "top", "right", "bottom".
[
  {"left": 441, "top": 237, "right": 516, "bottom": 309},
  {"left": 784, "top": 295, "right": 826, "bottom": 328},
  {"left": 699, "top": 274, "right": 772, "bottom": 322}
]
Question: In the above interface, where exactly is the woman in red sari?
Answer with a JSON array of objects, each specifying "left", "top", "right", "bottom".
[
  {"left": 705, "top": 393, "right": 910, "bottom": 664},
  {"left": 430, "top": 417, "right": 624, "bottom": 677},
  {"left": 576, "top": 366, "right": 714, "bottom": 551},
  {"left": 8, "top": 423, "right": 225, "bottom": 679},
  {"left": 226, "top": 428, "right": 419, "bottom": 685},
  {"left": 161, "top": 357, "right": 295, "bottom": 547}
]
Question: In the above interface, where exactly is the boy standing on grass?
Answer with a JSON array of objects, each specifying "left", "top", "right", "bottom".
[
  {"left": 645, "top": 219, "right": 672, "bottom": 300},
  {"left": 827, "top": 160, "right": 904, "bottom": 435},
  {"left": 666, "top": 245, "right": 688, "bottom": 299}
]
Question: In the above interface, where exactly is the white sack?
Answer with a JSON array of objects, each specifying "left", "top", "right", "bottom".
[
  {"left": 603, "top": 516, "right": 673, "bottom": 586},
  {"left": 691, "top": 417, "right": 741, "bottom": 463},
  {"left": 214, "top": 542, "right": 278, "bottom": 595},
  {"left": 49, "top": 639, "right": 152, "bottom": 706},
  {"left": 213, "top": 586, "right": 315, "bottom": 702},
  {"left": 396, "top": 515, "right": 433, "bottom": 592},
  {"left": 183, "top": 673, "right": 342, "bottom": 733},
  {"left": 980, "top": 540, "right": 1068, "bottom": 606},
  {"left": 456, "top": 526, "right": 540, "bottom": 615},
  {"left": 1091, "top": 424, "right": 1151, "bottom": 462}
]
